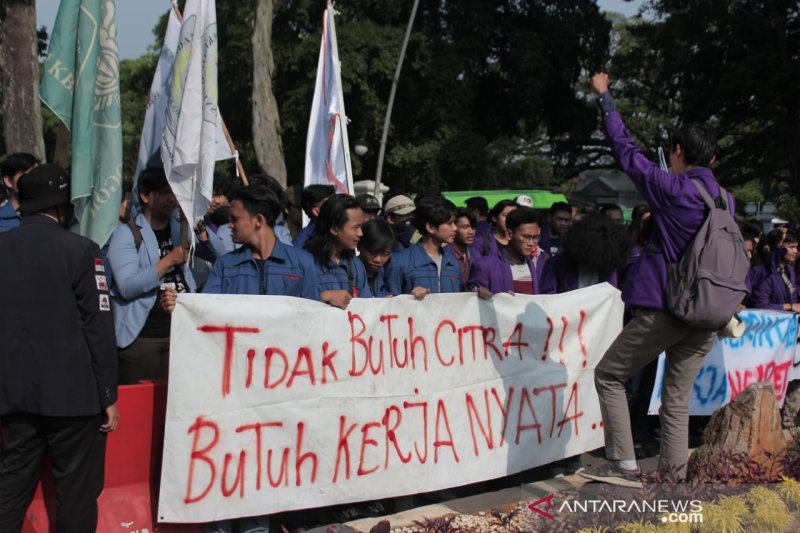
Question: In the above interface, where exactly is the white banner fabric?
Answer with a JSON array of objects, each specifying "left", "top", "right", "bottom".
[
  {"left": 158, "top": 285, "right": 622, "bottom": 523},
  {"left": 649, "top": 309, "right": 798, "bottom": 415}
]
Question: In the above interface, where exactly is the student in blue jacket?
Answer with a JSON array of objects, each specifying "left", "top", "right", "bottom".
[
  {"left": 385, "top": 196, "right": 461, "bottom": 298},
  {"left": 356, "top": 218, "right": 396, "bottom": 297},
  {"left": 201, "top": 185, "right": 319, "bottom": 299},
  {"left": 304, "top": 194, "right": 372, "bottom": 307},
  {"left": 163, "top": 183, "right": 318, "bottom": 533},
  {"left": 107, "top": 167, "right": 195, "bottom": 384}
]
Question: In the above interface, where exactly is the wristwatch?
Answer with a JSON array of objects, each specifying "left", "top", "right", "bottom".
[{"left": 195, "top": 218, "right": 207, "bottom": 234}]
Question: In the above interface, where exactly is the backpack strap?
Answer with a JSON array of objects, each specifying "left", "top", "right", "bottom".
[
  {"left": 481, "top": 229, "right": 491, "bottom": 256},
  {"left": 691, "top": 178, "right": 731, "bottom": 214},
  {"left": 126, "top": 219, "right": 143, "bottom": 251}
]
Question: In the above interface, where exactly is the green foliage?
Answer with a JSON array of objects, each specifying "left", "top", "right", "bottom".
[
  {"left": 743, "top": 486, "right": 791, "bottom": 533},
  {"left": 610, "top": 0, "right": 800, "bottom": 203},
  {"left": 102, "top": 0, "right": 612, "bottom": 190},
  {"left": 777, "top": 476, "right": 800, "bottom": 510},
  {"left": 119, "top": 54, "right": 158, "bottom": 179},
  {"left": 272, "top": 0, "right": 610, "bottom": 189},
  {"left": 697, "top": 496, "right": 746, "bottom": 533},
  {"left": 614, "top": 520, "right": 659, "bottom": 533}
]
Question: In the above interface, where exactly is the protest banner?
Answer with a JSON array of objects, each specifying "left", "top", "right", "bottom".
[
  {"left": 649, "top": 309, "right": 799, "bottom": 416},
  {"left": 158, "top": 284, "right": 622, "bottom": 523}
]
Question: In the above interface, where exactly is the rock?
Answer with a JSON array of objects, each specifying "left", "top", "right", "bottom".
[{"left": 688, "top": 382, "right": 786, "bottom": 480}]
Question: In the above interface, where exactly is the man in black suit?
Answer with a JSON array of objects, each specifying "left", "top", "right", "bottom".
[{"left": 0, "top": 164, "right": 119, "bottom": 532}]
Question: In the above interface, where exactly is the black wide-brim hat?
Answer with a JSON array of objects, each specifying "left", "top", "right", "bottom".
[{"left": 18, "top": 163, "right": 71, "bottom": 214}]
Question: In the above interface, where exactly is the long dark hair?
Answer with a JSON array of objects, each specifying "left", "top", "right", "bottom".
[
  {"left": 562, "top": 213, "right": 632, "bottom": 277},
  {"left": 304, "top": 194, "right": 361, "bottom": 264}
]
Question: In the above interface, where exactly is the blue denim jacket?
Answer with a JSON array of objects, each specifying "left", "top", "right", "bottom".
[
  {"left": 385, "top": 241, "right": 462, "bottom": 295},
  {"left": 313, "top": 254, "right": 373, "bottom": 298},
  {"left": 203, "top": 239, "right": 320, "bottom": 299},
  {"left": 107, "top": 213, "right": 196, "bottom": 348},
  {"left": 0, "top": 200, "right": 21, "bottom": 233}
]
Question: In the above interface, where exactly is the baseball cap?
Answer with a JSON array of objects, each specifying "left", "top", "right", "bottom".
[
  {"left": 383, "top": 195, "right": 415, "bottom": 216},
  {"left": 355, "top": 193, "right": 381, "bottom": 212},
  {"left": 18, "top": 164, "right": 71, "bottom": 214},
  {"left": 771, "top": 217, "right": 789, "bottom": 226}
]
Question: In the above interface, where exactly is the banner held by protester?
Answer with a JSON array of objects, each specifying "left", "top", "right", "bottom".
[
  {"left": 304, "top": 1, "right": 354, "bottom": 198},
  {"left": 158, "top": 284, "right": 622, "bottom": 522},
  {"left": 40, "top": 0, "right": 123, "bottom": 246},
  {"left": 649, "top": 309, "right": 799, "bottom": 415}
]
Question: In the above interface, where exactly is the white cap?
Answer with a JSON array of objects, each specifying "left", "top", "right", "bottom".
[
  {"left": 515, "top": 194, "right": 533, "bottom": 208},
  {"left": 771, "top": 217, "right": 789, "bottom": 225}
]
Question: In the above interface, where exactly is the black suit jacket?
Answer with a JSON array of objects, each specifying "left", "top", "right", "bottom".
[{"left": 0, "top": 215, "right": 118, "bottom": 416}]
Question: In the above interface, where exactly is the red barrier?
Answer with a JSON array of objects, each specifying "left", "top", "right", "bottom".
[{"left": 22, "top": 382, "right": 202, "bottom": 532}]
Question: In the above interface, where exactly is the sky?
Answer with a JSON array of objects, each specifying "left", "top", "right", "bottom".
[{"left": 36, "top": 0, "right": 646, "bottom": 60}]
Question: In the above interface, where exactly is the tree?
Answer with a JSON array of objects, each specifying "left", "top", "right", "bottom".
[
  {"left": 609, "top": 0, "right": 800, "bottom": 211},
  {"left": 0, "top": 0, "right": 45, "bottom": 159},
  {"left": 252, "top": 0, "right": 287, "bottom": 185},
  {"left": 134, "top": 1, "right": 613, "bottom": 192}
]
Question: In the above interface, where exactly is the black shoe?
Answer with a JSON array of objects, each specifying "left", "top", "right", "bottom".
[{"left": 578, "top": 462, "right": 643, "bottom": 489}]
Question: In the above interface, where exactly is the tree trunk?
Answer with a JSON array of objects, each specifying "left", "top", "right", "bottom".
[
  {"left": 251, "top": 0, "right": 287, "bottom": 186},
  {"left": 0, "top": 0, "right": 45, "bottom": 159}
]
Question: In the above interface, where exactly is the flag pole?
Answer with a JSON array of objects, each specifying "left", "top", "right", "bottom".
[{"left": 169, "top": 0, "right": 249, "bottom": 187}]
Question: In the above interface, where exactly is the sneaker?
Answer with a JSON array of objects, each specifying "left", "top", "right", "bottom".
[{"left": 578, "top": 462, "right": 643, "bottom": 489}]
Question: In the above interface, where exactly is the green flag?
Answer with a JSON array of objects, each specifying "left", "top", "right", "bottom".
[{"left": 40, "top": 0, "right": 123, "bottom": 245}]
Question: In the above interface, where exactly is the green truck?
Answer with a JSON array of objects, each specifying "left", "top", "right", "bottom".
[{"left": 441, "top": 189, "right": 568, "bottom": 209}]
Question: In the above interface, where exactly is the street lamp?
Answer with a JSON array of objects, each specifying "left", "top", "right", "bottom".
[{"left": 354, "top": 139, "right": 369, "bottom": 157}]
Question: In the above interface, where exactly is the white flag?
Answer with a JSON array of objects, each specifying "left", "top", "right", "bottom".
[
  {"left": 160, "top": 0, "right": 220, "bottom": 229},
  {"left": 304, "top": 1, "right": 354, "bottom": 195},
  {"left": 136, "top": 8, "right": 231, "bottom": 185}
]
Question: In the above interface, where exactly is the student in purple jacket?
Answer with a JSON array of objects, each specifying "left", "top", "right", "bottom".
[
  {"left": 469, "top": 207, "right": 545, "bottom": 296},
  {"left": 748, "top": 229, "right": 785, "bottom": 306},
  {"left": 470, "top": 199, "right": 517, "bottom": 258},
  {"left": 539, "top": 213, "right": 629, "bottom": 294},
  {"left": 751, "top": 233, "right": 800, "bottom": 311},
  {"left": 579, "top": 73, "right": 732, "bottom": 488}
]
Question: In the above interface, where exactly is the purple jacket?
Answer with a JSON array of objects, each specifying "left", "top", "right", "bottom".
[
  {"left": 539, "top": 252, "right": 617, "bottom": 294},
  {"left": 470, "top": 223, "right": 500, "bottom": 258},
  {"left": 600, "top": 93, "right": 733, "bottom": 311},
  {"left": 751, "top": 249, "right": 797, "bottom": 310},
  {"left": 467, "top": 248, "right": 546, "bottom": 294}
]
